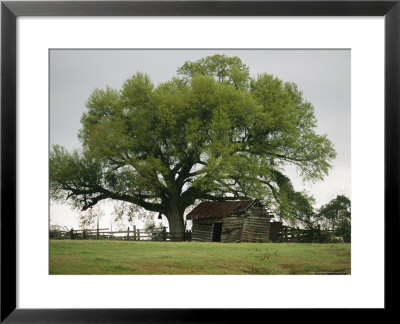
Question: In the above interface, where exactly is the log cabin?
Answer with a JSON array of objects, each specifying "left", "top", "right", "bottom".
[{"left": 186, "top": 200, "right": 271, "bottom": 243}]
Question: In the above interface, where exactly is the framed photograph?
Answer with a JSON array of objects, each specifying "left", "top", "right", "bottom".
[{"left": 1, "top": 0, "right": 398, "bottom": 322}]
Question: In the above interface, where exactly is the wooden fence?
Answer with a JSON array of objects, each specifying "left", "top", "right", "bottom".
[
  {"left": 275, "top": 224, "right": 335, "bottom": 243},
  {"left": 49, "top": 226, "right": 192, "bottom": 242},
  {"left": 50, "top": 223, "right": 335, "bottom": 243}
]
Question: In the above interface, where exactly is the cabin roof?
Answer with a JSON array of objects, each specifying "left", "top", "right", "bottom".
[{"left": 186, "top": 200, "right": 256, "bottom": 220}]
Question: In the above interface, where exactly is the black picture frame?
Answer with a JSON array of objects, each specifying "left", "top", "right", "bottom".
[{"left": 1, "top": 0, "right": 399, "bottom": 322}]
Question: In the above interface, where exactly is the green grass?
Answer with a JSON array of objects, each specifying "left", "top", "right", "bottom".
[{"left": 49, "top": 240, "right": 351, "bottom": 275}]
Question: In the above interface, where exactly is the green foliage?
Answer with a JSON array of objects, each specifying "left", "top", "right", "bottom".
[
  {"left": 50, "top": 54, "right": 336, "bottom": 234},
  {"left": 78, "top": 205, "right": 104, "bottom": 229},
  {"left": 177, "top": 54, "right": 250, "bottom": 89},
  {"left": 335, "top": 218, "right": 351, "bottom": 242},
  {"left": 317, "top": 195, "right": 351, "bottom": 242},
  {"left": 144, "top": 219, "right": 164, "bottom": 231}
]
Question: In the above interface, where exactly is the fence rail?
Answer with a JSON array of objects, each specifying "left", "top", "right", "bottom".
[
  {"left": 275, "top": 224, "right": 335, "bottom": 243},
  {"left": 50, "top": 226, "right": 192, "bottom": 241}
]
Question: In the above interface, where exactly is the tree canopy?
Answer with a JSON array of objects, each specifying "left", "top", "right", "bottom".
[
  {"left": 316, "top": 195, "right": 351, "bottom": 242},
  {"left": 50, "top": 54, "right": 336, "bottom": 239}
]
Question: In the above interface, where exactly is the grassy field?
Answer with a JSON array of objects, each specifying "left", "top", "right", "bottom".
[{"left": 50, "top": 240, "right": 350, "bottom": 275}]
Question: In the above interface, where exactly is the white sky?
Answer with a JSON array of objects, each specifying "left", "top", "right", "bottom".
[{"left": 49, "top": 49, "right": 350, "bottom": 230}]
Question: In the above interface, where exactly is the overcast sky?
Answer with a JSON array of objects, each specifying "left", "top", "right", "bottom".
[{"left": 50, "top": 49, "right": 350, "bottom": 229}]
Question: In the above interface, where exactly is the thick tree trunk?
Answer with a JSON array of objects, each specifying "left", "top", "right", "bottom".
[{"left": 166, "top": 201, "right": 185, "bottom": 241}]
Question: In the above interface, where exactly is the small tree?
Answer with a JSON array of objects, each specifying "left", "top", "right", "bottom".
[
  {"left": 144, "top": 219, "right": 165, "bottom": 240},
  {"left": 334, "top": 217, "right": 351, "bottom": 243},
  {"left": 316, "top": 195, "right": 351, "bottom": 242}
]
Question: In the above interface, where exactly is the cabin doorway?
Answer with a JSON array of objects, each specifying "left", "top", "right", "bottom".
[{"left": 212, "top": 223, "right": 223, "bottom": 242}]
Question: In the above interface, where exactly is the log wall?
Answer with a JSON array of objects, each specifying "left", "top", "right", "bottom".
[
  {"left": 241, "top": 206, "right": 270, "bottom": 243},
  {"left": 220, "top": 215, "right": 245, "bottom": 243},
  {"left": 191, "top": 223, "right": 213, "bottom": 242},
  {"left": 191, "top": 204, "right": 271, "bottom": 243}
]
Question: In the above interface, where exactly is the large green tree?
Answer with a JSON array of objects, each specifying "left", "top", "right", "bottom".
[{"left": 50, "top": 54, "right": 336, "bottom": 240}]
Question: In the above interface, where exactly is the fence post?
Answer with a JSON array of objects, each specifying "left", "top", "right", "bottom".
[
  {"left": 83, "top": 230, "right": 86, "bottom": 240},
  {"left": 162, "top": 227, "right": 167, "bottom": 241},
  {"left": 70, "top": 228, "right": 74, "bottom": 240},
  {"left": 96, "top": 217, "right": 99, "bottom": 240},
  {"left": 133, "top": 225, "right": 137, "bottom": 241},
  {"left": 137, "top": 229, "right": 140, "bottom": 241},
  {"left": 127, "top": 227, "right": 130, "bottom": 240}
]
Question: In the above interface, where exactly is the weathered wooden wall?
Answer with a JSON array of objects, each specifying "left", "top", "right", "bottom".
[
  {"left": 191, "top": 204, "right": 271, "bottom": 243},
  {"left": 220, "top": 215, "right": 244, "bottom": 243},
  {"left": 192, "top": 216, "right": 246, "bottom": 243},
  {"left": 191, "top": 223, "right": 213, "bottom": 242},
  {"left": 241, "top": 206, "right": 270, "bottom": 243}
]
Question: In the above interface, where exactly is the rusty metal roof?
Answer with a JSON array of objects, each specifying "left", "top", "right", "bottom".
[{"left": 186, "top": 200, "right": 255, "bottom": 220}]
